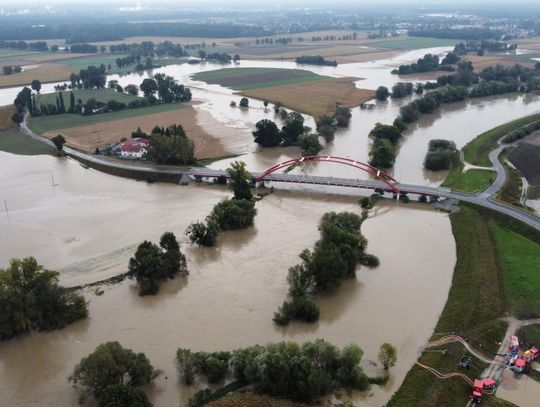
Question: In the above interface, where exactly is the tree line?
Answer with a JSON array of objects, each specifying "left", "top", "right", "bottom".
[
  {"left": 391, "top": 52, "right": 459, "bottom": 75},
  {"left": 295, "top": 55, "right": 337, "bottom": 67},
  {"left": 274, "top": 211, "right": 379, "bottom": 325},
  {"left": 369, "top": 61, "right": 540, "bottom": 169},
  {"left": 186, "top": 161, "right": 257, "bottom": 247}
]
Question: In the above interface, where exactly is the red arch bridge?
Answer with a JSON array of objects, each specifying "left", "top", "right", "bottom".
[{"left": 190, "top": 155, "right": 443, "bottom": 199}]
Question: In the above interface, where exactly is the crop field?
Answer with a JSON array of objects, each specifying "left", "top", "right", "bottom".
[
  {"left": 36, "top": 89, "right": 141, "bottom": 106},
  {"left": 367, "top": 36, "right": 459, "bottom": 49},
  {"left": 0, "top": 106, "right": 15, "bottom": 130},
  {"left": 28, "top": 103, "right": 185, "bottom": 133},
  {"left": 40, "top": 104, "right": 227, "bottom": 158},
  {"left": 508, "top": 141, "right": 540, "bottom": 185},
  {"left": 0, "top": 63, "right": 76, "bottom": 88},
  {"left": 192, "top": 68, "right": 326, "bottom": 90},
  {"left": 242, "top": 76, "right": 374, "bottom": 118}
]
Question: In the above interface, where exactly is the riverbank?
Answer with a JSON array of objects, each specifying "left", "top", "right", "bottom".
[{"left": 388, "top": 203, "right": 540, "bottom": 406}]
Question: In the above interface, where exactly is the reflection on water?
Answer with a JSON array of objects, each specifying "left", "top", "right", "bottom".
[{"left": 0, "top": 153, "right": 455, "bottom": 407}]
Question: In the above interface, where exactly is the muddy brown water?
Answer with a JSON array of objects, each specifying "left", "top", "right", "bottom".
[{"left": 0, "top": 152, "right": 455, "bottom": 406}]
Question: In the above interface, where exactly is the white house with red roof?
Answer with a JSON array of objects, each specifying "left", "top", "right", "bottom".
[{"left": 119, "top": 137, "right": 149, "bottom": 159}]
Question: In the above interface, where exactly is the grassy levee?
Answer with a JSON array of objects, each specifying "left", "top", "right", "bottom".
[
  {"left": 388, "top": 203, "right": 540, "bottom": 407},
  {"left": 463, "top": 113, "right": 540, "bottom": 166},
  {"left": 28, "top": 103, "right": 186, "bottom": 133},
  {"left": 0, "top": 128, "right": 55, "bottom": 156},
  {"left": 496, "top": 150, "right": 526, "bottom": 208},
  {"left": 443, "top": 168, "right": 496, "bottom": 193},
  {"left": 36, "top": 89, "right": 140, "bottom": 106}
]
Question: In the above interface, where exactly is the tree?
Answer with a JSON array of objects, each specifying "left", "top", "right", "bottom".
[
  {"left": 51, "top": 134, "right": 66, "bottom": 151},
  {"left": 128, "top": 232, "right": 187, "bottom": 295},
  {"left": 281, "top": 112, "right": 304, "bottom": 145},
  {"left": 299, "top": 133, "right": 323, "bottom": 156},
  {"left": 185, "top": 218, "right": 220, "bottom": 247},
  {"left": 263, "top": 100, "right": 269, "bottom": 109},
  {"left": 69, "top": 91, "right": 75, "bottom": 113},
  {"left": 226, "top": 161, "right": 252, "bottom": 200},
  {"left": 140, "top": 78, "right": 158, "bottom": 98},
  {"left": 239, "top": 97, "right": 249, "bottom": 108},
  {"left": 252, "top": 119, "right": 282, "bottom": 147},
  {"left": 369, "top": 138, "right": 395, "bottom": 168},
  {"left": 0, "top": 257, "right": 88, "bottom": 340},
  {"left": 378, "top": 343, "right": 397, "bottom": 371},
  {"left": 99, "top": 384, "right": 151, "bottom": 407},
  {"left": 210, "top": 198, "right": 256, "bottom": 230},
  {"left": 31, "top": 79, "right": 42, "bottom": 93},
  {"left": 11, "top": 111, "right": 23, "bottom": 126},
  {"left": 176, "top": 349, "right": 197, "bottom": 385},
  {"left": 125, "top": 84, "right": 139, "bottom": 96},
  {"left": 70, "top": 342, "right": 157, "bottom": 398},
  {"left": 128, "top": 241, "right": 163, "bottom": 295},
  {"left": 369, "top": 123, "right": 401, "bottom": 144},
  {"left": 375, "top": 86, "right": 389, "bottom": 101}
]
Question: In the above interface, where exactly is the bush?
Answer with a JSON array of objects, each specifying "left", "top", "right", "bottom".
[
  {"left": 359, "top": 254, "right": 380, "bottom": 267},
  {"left": 359, "top": 196, "right": 371, "bottom": 209},
  {"left": 210, "top": 199, "right": 256, "bottom": 230},
  {"left": 185, "top": 218, "right": 220, "bottom": 247},
  {"left": 273, "top": 296, "right": 320, "bottom": 325}
]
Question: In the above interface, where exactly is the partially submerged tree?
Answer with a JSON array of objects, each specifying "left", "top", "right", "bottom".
[
  {"left": 52, "top": 134, "right": 66, "bottom": 151},
  {"left": 378, "top": 342, "right": 397, "bottom": 371},
  {"left": 71, "top": 341, "right": 157, "bottom": 398},
  {"left": 226, "top": 161, "right": 252, "bottom": 201}
]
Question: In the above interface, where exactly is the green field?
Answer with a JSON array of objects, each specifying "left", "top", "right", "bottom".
[
  {"left": 36, "top": 89, "right": 140, "bottom": 106},
  {"left": 389, "top": 204, "right": 540, "bottom": 407},
  {"left": 443, "top": 168, "right": 496, "bottom": 193},
  {"left": 463, "top": 113, "right": 540, "bottom": 166},
  {"left": 192, "top": 67, "right": 327, "bottom": 91},
  {"left": 368, "top": 37, "right": 460, "bottom": 50},
  {"left": 520, "top": 325, "right": 540, "bottom": 345},
  {"left": 28, "top": 102, "right": 187, "bottom": 133},
  {"left": 54, "top": 54, "right": 128, "bottom": 71},
  {"left": 0, "top": 128, "right": 55, "bottom": 155},
  {"left": 493, "top": 222, "right": 540, "bottom": 317}
]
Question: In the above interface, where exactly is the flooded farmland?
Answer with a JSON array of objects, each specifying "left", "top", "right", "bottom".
[{"left": 0, "top": 152, "right": 455, "bottom": 406}]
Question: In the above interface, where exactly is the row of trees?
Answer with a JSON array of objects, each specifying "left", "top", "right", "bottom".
[
  {"left": 140, "top": 73, "right": 192, "bottom": 103},
  {"left": 295, "top": 55, "right": 337, "bottom": 67},
  {"left": 177, "top": 340, "right": 373, "bottom": 402},
  {"left": 0, "top": 40, "right": 49, "bottom": 51},
  {"left": 369, "top": 61, "right": 540, "bottom": 168},
  {"left": 392, "top": 53, "right": 454, "bottom": 75},
  {"left": 128, "top": 232, "right": 188, "bottom": 295},
  {"left": 186, "top": 161, "right": 256, "bottom": 247},
  {"left": 0, "top": 257, "right": 88, "bottom": 340},
  {"left": 274, "top": 211, "right": 379, "bottom": 325},
  {"left": 69, "top": 338, "right": 395, "bottom": 406}
]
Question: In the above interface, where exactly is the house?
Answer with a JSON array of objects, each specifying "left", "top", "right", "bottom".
[{"left": 119, "top": 137, "right": 150, "bottom": 159}]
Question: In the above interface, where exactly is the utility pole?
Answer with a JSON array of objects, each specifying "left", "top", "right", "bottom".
[{"left": 4, "top": 200, "right": 9, "bottom": 221}]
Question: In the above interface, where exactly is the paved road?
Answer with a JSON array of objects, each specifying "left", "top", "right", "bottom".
[{"left": 20, "top": 114, "right": 540, "bottom": 231}]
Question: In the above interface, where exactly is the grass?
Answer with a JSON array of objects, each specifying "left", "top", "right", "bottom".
[
  {"left": 192, "top": 68, "right": 326, "bottom": 90},
  {"left": 0, "top": 128, "right": 55, "bottom": 155},
  {"left": 28, "top": 103, "right": 187, "bottom": 133},
  {"left": 492, "top": 222, "right": 540, "bottom": 318},
  {"left": 497, "top": 151, "right": 525, "bottom": 207},
  {"left": 367, "top": 37, "right": 460, "bottom": 49},
  {"left": 206, "top": 392, "right": 314, "bottom": 407},
  {"left": 389, "top": 203, "right": 540, "bottom": 407},
  {"left": 36, "top": 89, "right": 140, "bottom": 106},
  {"left": 55, "top": 54, "right": 128, "bottom": 71},
  {"left": 443, "top": 168, "right": 496, "bottom": 193},
  {"left": 519, "top": 325, "right": 540, "bottom": 345},
  {"left": 463, "top": 113, "right": 540, "bottom": 166}
]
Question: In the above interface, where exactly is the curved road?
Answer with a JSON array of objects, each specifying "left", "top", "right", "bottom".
[{"left": 20, "top": 114, "right": 540, "bottom": 231}]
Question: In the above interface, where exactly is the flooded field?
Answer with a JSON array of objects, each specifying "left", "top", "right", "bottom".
[{"left": 0, "top": 152, "right": 455, "bottom": 406}]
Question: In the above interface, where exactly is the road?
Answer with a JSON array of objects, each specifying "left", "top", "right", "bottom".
[{"left": 20, "top": 114, "right": 540, "bottom": 231}]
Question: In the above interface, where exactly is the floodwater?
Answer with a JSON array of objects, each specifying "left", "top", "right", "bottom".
[
  {"left": 0, "top": 152, "right": 456, "bottom": 406},
  {"left": 2, "top": 47, "right": 540, "bottom": 187},
  {"left": 496, "top": 369, "right": 540, "bottom": 406}
]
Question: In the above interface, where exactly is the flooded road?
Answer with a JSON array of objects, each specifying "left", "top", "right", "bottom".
[
  {"left": 496, "top": 369, "right": 540, "bottom": 406},
  {"left": 0, "top": 153, "right": 455, "bottom": 406}
]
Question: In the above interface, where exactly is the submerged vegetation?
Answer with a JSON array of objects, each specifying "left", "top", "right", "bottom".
[
  {"left": 0, "top": 257, "right": 88, "bottom": 340},
  {"left": 274, "top": 211, "right": 379, "bottom": 325},
  {"left": 177, "top": 339, "right": 371, "bottom": 403},
  {"left": 128, "top": 232, "right": 188, "bottom": 295}
]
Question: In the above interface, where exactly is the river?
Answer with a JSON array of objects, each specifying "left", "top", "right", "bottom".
[
  {"left": 0, "top": 152, "right": 456, "bottom": 406},
  {"left": 1, "top": 46, "right": 539, "bottom": 406}
]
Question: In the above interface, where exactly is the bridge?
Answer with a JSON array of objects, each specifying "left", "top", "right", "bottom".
[{"left": 18, "top": 114, "right": 540, "bottom": 231}]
